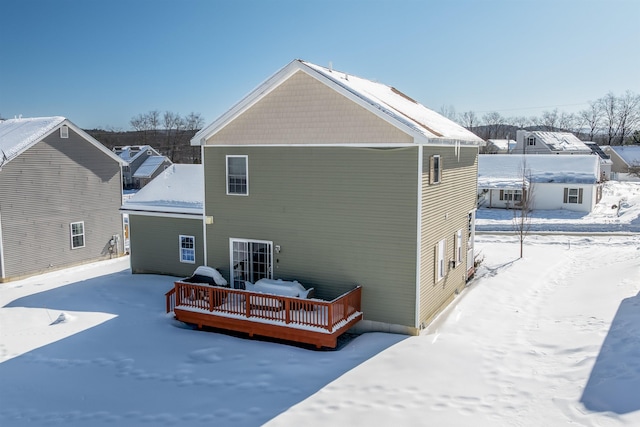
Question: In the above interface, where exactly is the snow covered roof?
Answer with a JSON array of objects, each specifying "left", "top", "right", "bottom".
[
  {"left": 478, "top": 154, "right": 600, "bottom": 189},
  {"left": 121, "top": 164, "right": 203, "bottom": 215},
  {"left": 0, "top": 116, "right": 66, "bottom": 163},
  {"left": 113, "top": 145, "right": 160, "bottom": 163},
  {"left": 132, "top": 156, "right": 169, "bottom": 178},
  {"left": 301, "top": 61, "right": 483, "bottom": 143},
  {"left": 193, "top": 59, "right": 483, "bottom": 146},
  {"left": 608, "top": 145, "right": 640, "bottom": 166},
  {"left": 531, "top": 131, "right": 590, "bottom": 152}
]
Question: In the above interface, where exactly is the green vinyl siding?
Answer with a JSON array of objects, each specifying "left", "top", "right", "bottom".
[
  {"left": 0, "top": 129, "right": 123, "bottom": 281},
  {"left": 419, "top": 146, "right": 478, "bottom": 326},
  {"left": 204, "top": 145, "right": 418, "bottom": 327},
  {"left": 129, "top": 215, "right": 204, "bottom": 277}
]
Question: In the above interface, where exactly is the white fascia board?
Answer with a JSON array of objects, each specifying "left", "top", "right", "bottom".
[{"left": 119, "top": 209, "right": 203, "bottom": 220}]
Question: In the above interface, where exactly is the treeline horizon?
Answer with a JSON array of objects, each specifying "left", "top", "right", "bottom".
[{"left": 82, "top": 90, "right": 639, "bottom": 164}]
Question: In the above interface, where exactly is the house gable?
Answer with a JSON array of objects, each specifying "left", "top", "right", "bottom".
[{"left": 204, "top": 70, "right": 413, "bottom": 146}]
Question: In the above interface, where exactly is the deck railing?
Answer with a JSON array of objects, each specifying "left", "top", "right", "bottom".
[{"left": 168, "top": 281, "right": 362, "bottom": 333}]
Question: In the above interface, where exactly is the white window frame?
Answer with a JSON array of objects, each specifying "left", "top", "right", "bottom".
[
  {"left": 430, "top": 155, "right": 442, "bottom": 184},
  {"left": 70, "top": 221, "right": 85, "bottom": 249},
  {"left": 226, "top": 155, "right": 249, "bottom": 196},
  {"left": 60, "top": 125, "right": 69, "bottom": 139},
  {"left": 500, "top": 189, "right": 522, "bottom": 202},
  {"left": 179, "top": 235, "right": 196, "bottom": 264},
  {"left": 435, "top": 238, "right": 446, "bottom": 282},
  {"left": 455, "top": 229, "right": 463, "bottom": 266},
  {"left": 229, "top": 238, "right": 273, "bottom": 289},
  {"left": 567, "top": 188, "right": 579, "bottom": 204},
  {"left": 527, "top": 136, "right": 535, "bottom": 146}
]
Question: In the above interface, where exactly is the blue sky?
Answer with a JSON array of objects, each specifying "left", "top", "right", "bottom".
[{"left": 1, "top": 0, "right": 638, "bottom": 130}]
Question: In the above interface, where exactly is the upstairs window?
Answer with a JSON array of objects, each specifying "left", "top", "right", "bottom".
[
  {"left": 179, "top": 235, "right": 196, "bottom": 263},
  {"left": 70, "top": 222, "right": 85, "bottom": 249},
  {"left": 60, "top": 125, "right": 69, "bottom": 139},
  {"left": 429, "top": 155, "right": 442, "bottom": 184},
  {"left": 527, "top": 136, "right": 535, "bottom": 146},
  {"left": 226, "top": 155, "right": 248, "bottom": 195}
]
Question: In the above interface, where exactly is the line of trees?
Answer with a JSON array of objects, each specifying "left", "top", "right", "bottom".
[
  {"left": 129, "top": 110, "right": 205, "bottom": 163},
  {"left": 88, "top": 110, "right": 205, "bottom": 164},
  {"left": 444, "top": 91, "right": 640, "bottom": 145}
]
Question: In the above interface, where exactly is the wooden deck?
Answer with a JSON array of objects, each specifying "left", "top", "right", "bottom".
[{"left": 166, "top": 282, "right": 363, "bottom": 349}]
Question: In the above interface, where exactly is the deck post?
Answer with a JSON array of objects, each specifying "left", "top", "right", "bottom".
[
  {"left": 209, "top": 288, "right": 214, "bottom": 312},
  {"left": 285, "top": 299, "right": 290, "bottom": 324},
  {"left": 327, "top": 303, "right": 333, "bottom": 333},
  {"left": 245, "top": 294, "right": 251, "bottom": 318}
]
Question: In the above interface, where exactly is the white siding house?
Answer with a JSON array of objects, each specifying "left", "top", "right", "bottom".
[{"left": 478, "top": 154, "right": 603, "bottom": 213}]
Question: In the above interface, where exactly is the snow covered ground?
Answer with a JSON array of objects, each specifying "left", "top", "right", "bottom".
[{"left": 1, "top": 182, "right": 639, "bottom": 426}]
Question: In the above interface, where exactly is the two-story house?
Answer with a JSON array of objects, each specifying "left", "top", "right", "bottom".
[
  {"left": 188, "top": 60, "right": 483, "bottom": 335},
  {"left": 0, "top": 117, "right": 124, "bottom": 282}
]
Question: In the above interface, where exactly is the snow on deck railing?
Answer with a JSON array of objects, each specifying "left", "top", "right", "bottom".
[{"left": 168, "top": 281, "right": 362, "bottom": 333}]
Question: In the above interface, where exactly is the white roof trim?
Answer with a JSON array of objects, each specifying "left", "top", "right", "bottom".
[{"left": 192, "top": 60, "right": 482, "bottom": 147}]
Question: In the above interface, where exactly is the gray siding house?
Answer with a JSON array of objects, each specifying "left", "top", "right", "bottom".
[
  {"left": 114, "top": 145, "right": 171, "bottom": 189},
  {"left": 191, "top": 60, "right": 483, "bottom": 335},
  {"left": 121, "top": 164, "right": 204, "bottom": 277},
  {"left": 0, "top": 117, "right": 125, "bottom": 282}
]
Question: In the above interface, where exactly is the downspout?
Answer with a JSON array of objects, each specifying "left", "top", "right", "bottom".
[
  {"left": 414, "top": 145, "right": 423, "bottom": 330},
  {"left": 201, "top": 144, "right": 208, "bottom": 266}
]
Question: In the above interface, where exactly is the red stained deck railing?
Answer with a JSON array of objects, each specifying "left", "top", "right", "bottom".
[{"left": 167, "top": 282, "right": 362, "bottom": 334}]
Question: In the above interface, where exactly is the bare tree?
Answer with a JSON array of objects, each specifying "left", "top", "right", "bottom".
[
  {"left": 599, "top": 92, "right": 621, "bottom": 145},
  {"left": 616, "top": 91, "right": 640, "bottom": 145},
  {"left": 513, "top": 158, "right": 534, "bottom": 258},
  {"left": 460, "top": 110, "right": 478, "bottom": 130},
  {"left": 578, "top": 100, "right": 603, "bottom": 141},
  {"left": 482, "top": 111, "right": 504, "bottom": 139},
  {"left": 540, "top": 109, "right": 559, "bottom": 131}
]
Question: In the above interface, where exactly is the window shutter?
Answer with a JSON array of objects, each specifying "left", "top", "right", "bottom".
[
  {"left": 439, "top": 157, "right": 443, "bottom": 182},
  {"left": 499, "top": 190, "right": 504, "bottom": 200},
  {"left": 429, "top": 156, "right": 435, "bottom": 184},
  {"left": 578, "top": 188, "right": 583, "bottom": 204},
  {"left": 563, "top": 188, "right": 568, "bottom": 203}
]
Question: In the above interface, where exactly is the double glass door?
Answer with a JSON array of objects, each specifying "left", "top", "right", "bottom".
[{"left": 230, "top": 239, "right": 272, "bottom": 289}]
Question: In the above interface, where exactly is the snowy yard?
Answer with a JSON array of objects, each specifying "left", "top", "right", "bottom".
[{"left": 1, "top": 182, "right": 639, "bottom": 426}]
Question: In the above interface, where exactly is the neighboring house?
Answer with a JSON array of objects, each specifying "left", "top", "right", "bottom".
[
  {"left": 584, "top": 142, "right": 613, "bottom": 180},
  {"left": 121, "top": 164, "right": 204, "bottom": 277},
  {"left": 113, "top": 145, "right": 171, "bottom": 189},
  {"left": 188, "top": 59, "right": 484, "bottom": 335},
  {"left": 0, "top": 116, "right": 124, "bottom": 282},
  {"left": 478, "top": 154, "right": 603, "bottom": 213},
  {"left": 485, "top": 139, "right": 516, "bottom": 154},
  {"left": 602, "top": 145, "right": 640, "bottom": 182},
  {"left": 514, "top": 130, "right": 592, "bottom": 155}
]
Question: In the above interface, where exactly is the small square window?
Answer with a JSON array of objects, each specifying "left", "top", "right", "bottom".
[
  {"left": 527, "top": 136, "right": 535, "bottom": 146},
  {"left": 70, "top": 222, "right": 85, "bottom": 249},
  {"left": 179, "top": 235, "right": 196, "bottom": 263},
  {"left": 226, "top": 155, "right": 248, "bottom": 195}
]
